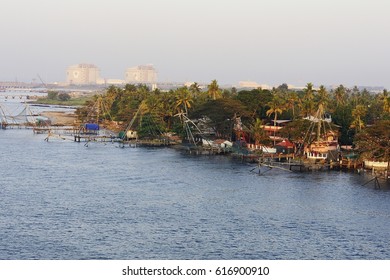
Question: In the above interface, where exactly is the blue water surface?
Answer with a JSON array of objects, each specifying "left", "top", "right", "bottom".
[{"left": 0, "top": 129, "right": 389, "bottom": 259}]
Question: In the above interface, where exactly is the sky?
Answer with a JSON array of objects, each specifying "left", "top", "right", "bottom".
[{"left": 0, "top": 0, "right": 389, "bottom": 88}]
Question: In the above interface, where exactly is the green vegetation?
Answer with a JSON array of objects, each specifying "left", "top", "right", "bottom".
[
  {"left": 32, "top": 91, "right": 93, "bottom": 106},
  {"left": 75, "top": 82, "right": 390, "bottom": 161},
  {"left": 354, "top": 120, "right": 390, "bottom": 161}
]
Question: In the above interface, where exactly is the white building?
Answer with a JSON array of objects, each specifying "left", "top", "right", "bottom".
[
  {"left": 238, "top": 81, "right": 271, "bottom": 89},
  {"left": 106, "top": 79, "right": 125, "bottom": 85},
  {"left": 66, "top": 64, "right": 102, "bottom": 85},
  {"left": 125, "top": 65, "right": 157, "bottom": 84}
]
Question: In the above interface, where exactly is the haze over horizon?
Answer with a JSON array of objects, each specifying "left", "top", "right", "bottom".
[{"left": 1, "top": 0, "right": 389, "bottom": 88}]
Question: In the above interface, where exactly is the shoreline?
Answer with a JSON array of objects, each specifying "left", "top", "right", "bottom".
[{"left": 40, "top": 111, "right": 77, "bottom": 126}]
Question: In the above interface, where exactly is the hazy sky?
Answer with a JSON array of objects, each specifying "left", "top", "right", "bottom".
[{"left": 1, "top": 0, "right": 389, "bottom": 87}]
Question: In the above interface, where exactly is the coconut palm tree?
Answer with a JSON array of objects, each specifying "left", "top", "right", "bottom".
[
  {"left": 250, "top": 118, "right": 268, "bottom": 146},
  {"left": 136, "top": 84, "right": 150, "bottom": 100},
  {"left": 207, "top": 80, "right": 221, "bottom": 100},
  {"left": 350, "top": 104, "right": 367, "bottom": 132},
  {"left": 189, "top": 82, "right": 201, "bottom": 97},
  {"left": 105, "top": 85, "right": 121, "bottom": 114},
  {"left": 299, "top": 98, "right": 315, "bottom": 118},
  {"left": 267, "top": 89, "right": 285, "bottom": 119},
  {"left": 304, "top": 82, "right": 315, "bottom": 100},
  {"left": 266, "top": 95, "right": 285, "bottom": 145},
  {"left": 379, "top": 89, "right": 389, "bottom": 114},
  {"left": 316, "top": 85, "right": 329, "bottom": 116},
  {"left": 175, "top": 87, "right": 193, "bottom": 116},
  {"left": 334, "top": 84, "right": 347, "bottom": 107},
  {"left": 285, "top": 91, "right": 299, "bottom": 119},
  {"left": 351, "top": 86, "right": 360, "bottom": 107},
  {"left": 301, "top": 82, "right": 316, "bottom": 117},
  {"left": 159, "top": 91, "right": 176, "bottom": 130},
  {"left": 124, "top": 84, "right": 137, "bottom": 93}
]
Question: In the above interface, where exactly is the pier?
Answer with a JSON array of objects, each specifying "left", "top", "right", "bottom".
[
  {"left": 73, "top": 134, "right": 118, "bottom": 143},
  {"left": 33, "top": 126, "right": 77, "bottom": 135},
  {"left": 185, "top": 145, "right": 231, "bottom": 155}
]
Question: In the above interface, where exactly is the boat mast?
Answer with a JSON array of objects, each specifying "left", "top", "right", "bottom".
[
  {"left": 316, "top": 103, "right": 325, "bottom": 143},
  {"left": 317, "top": 116, "right": 322, "bottom": 142}
]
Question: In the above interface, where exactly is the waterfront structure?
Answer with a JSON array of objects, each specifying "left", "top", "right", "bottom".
[
  {"left": 66, "top": 64, "right": 102, "bottom": 85},
  {"left": 125, "top": 65, "right": 157, "bottom": 84}
]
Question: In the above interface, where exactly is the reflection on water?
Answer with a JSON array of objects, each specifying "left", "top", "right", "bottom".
[{"left": 0, "top": 129, "right": 389, "bottom": 260}]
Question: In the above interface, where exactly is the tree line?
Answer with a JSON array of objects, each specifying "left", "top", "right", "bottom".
[{"left": 76, "top": 81, "right": 390, "bottom": 161}]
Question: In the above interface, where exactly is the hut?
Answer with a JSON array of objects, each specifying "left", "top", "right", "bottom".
[
  {"left": 275, "top": 139, "right": 295, "bottom": 154},
  {"left": 85, "top": 123, "right": 99, "bottom": 134},
  {"left": 126, "top": 130, "right": 138, "bottom": 140}
]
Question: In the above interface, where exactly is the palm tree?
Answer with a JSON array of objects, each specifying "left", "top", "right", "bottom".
[
  {"left": 175, "top": 87, "right": 193, "bottom": 115},
  {"left": 300, "top": 98, "right": 315, "bottom": 118},
  {"left": 159, "top": 92, "right": 176, "bottom": 130},
  {"left": 250, "top": 118, "right": 268, "bottom": 146},
  {"left": 285, "top": 91, "right": 298, "bottom": 119},
  {"left": 350, "top": 104, "right": 367, "bottom": 132},
  {"left": 105, "top": 85, "right": 121, "bottom": 113},
  {"left": 334, "top": 84, "right": 347, "bottom": 107},
  {"left": 143, "top": 93, "right": 160, "bottom": 115},
  {"left": 301, "top": 82, "right": 316, "bottom": 117},
  {"left": 379, "top": 89, "right": 389, "bottom": 114},
  {"left": 304, "top": 82, "right": 315, "bottom": 100},
  {"left": 124, "top": 83, "right": 137, "bottom": 93},
  {"left": 351, "top": 86, "right": 360, "bottom": 107},
  {"left": 266, "top": 95, "right": 285, "bottom": 145},
  {"left": 136, "top": 84, "right": 150, "bottom": 100},
  {"left": 316, "top": 85, "right": 329, "bottom": 116},
  {"left": 207, "top": 80, "right": 221, "bottom": 100},
  {"left": 189, "top": 82, "right": 201, "bottom": 97}
]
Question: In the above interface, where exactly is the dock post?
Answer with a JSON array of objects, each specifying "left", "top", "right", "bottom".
[{"left": 374, "top": 177, "right": 381, "bottom": 189}]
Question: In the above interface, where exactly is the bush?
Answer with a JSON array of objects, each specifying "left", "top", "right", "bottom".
[
  {"left": 47, "top": 91, "right": 59, "bottom": 100},
  {"left": 58, "top": 93, "right": 71, "bottom": 101}
]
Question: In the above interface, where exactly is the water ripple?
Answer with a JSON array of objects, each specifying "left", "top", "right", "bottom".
[{"left": 0, "top": 130, "right": 389, "bottom": 259}]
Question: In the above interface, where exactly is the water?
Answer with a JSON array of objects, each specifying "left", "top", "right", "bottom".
[
  {"left": 0, "top": 90, "right": 74, "bottom": 123},
  {"left": 0, "top": 129, "right": 389, "bottom": 260}
]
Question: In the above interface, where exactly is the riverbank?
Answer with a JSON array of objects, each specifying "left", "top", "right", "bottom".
[
  {"left": 29, "top": 95, "right": 92, "bottom": 106},
  {"left": 40, "top": 111, "right": 77, "bottom": 126}
]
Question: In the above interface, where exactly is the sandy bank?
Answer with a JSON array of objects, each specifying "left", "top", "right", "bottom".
[{"left": 40, "top": 111, "right": 77, "bottom": 126}]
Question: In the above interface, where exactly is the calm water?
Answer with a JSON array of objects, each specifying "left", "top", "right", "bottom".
[
  {"left": 0, "top": 90, "right": 73, "bottom": 122},
  {"left": 0, "top": 129, "right": 389, "bottom": 260}
]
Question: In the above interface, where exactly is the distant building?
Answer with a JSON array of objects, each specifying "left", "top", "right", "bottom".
[
  {"left": 125, "top": 65, "right": 157, "bottom": 84},
  {"left": 66, "top": 64, "right": 102, "bottom": 85},
  {"left": 238, "top": 81, "right": 271, "bottom": 89},
  {"left": 106, "top": 79, "right": 125, "bottom": 85}
]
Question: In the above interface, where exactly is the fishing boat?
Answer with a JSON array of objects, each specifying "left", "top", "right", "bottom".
[
  {"left": 305, "top": 132, "right": 339, "bottom": 161},
  {"left": 301, "top": 110, "right": 340, "bottom": 164}
]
